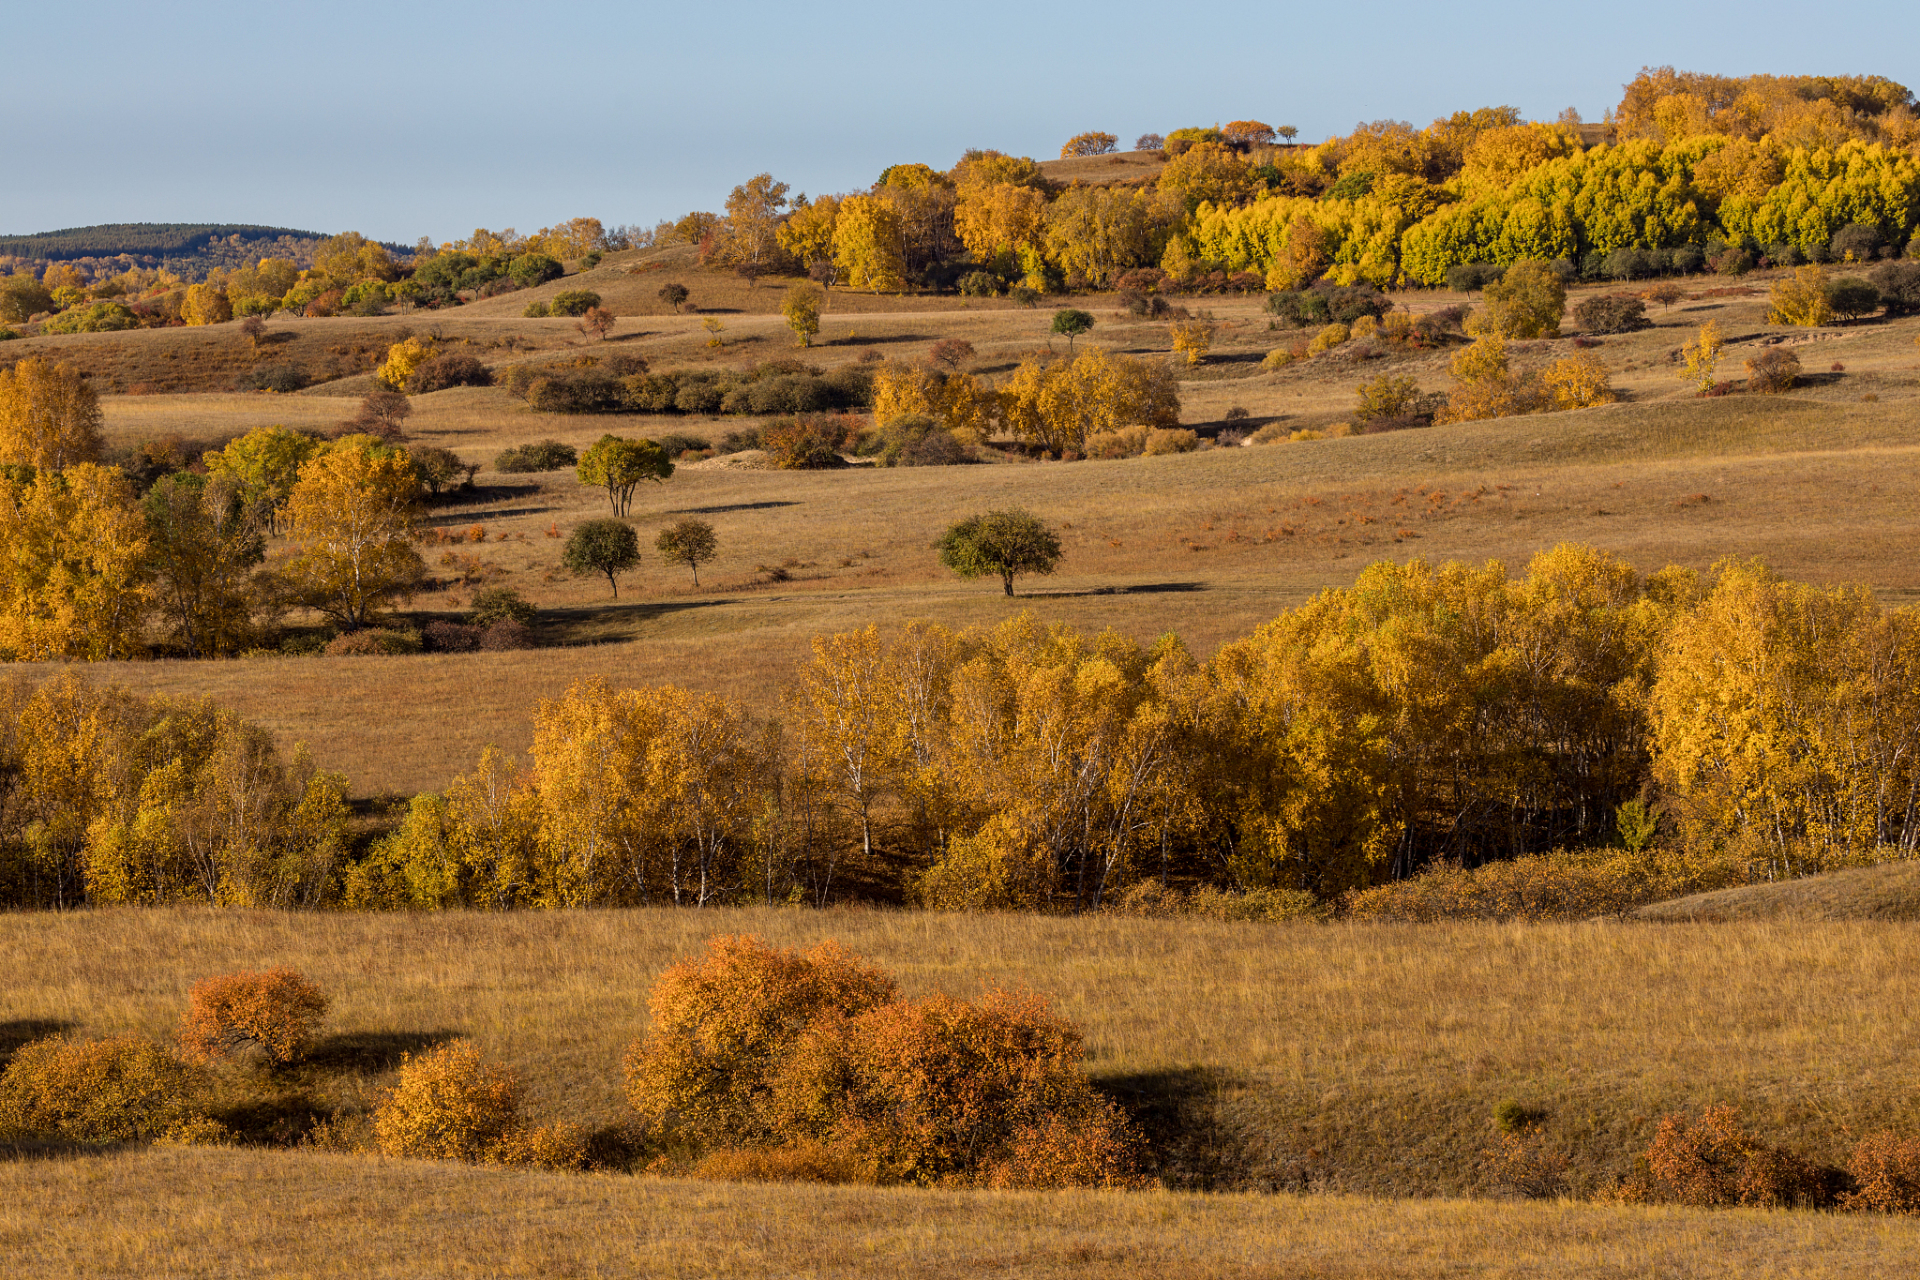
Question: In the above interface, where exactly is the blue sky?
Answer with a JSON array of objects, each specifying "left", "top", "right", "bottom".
[{"left": 5, "top": 1, "right": 1912, "bottom": 244}]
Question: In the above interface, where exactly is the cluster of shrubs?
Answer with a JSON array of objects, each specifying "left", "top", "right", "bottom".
[
  {"left": 1341, "top": 841, "right": 1742, "bottom": 923},
  {"left": 317, "top": 589, "right": 537, "bottom": 657},
  {"left": 409, "top": 251, "right": 564, "bottom": 309},
  {"left": 501, "top": 357, "right": 872, "bottom": 417},
  {"left": 494, "top": 440, "right": 578, "bottom": 472},
  {"left": 623, "top": 936, "right": 1141, "bottom": 1187},
  {"left": 1261, "top": 305, "right": 1468, "bottom": 376},
  {"left": 1265, "top": 282, "right": 1393, "bottom": 328},
  {"left": 1572, "top": 295, "right": 1651, "bottom": 335},
  {"left": 523, "top": 290, "right": 601, "bottom": 319},
  {"left": 405, "top": 353, "right": 492, "bottom": 394}
]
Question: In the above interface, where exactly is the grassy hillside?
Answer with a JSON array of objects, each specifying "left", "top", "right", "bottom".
[
  {"left": 1636, "top": 862, "right": 1920, "bottom": 921},
  {"left": 8, "top": 1146, "right": 1916, "bottom": 1279},
  {"left": 7, "top": 909, "right": 1919, "bottom": 1198}
]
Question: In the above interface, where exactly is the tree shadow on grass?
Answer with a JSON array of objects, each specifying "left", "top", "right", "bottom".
[
  {"left": 1096, "top": 1066, "right": 1251, "bottom": 1191},
  {"left": 1026, "top": 582, "right": 1206, "bottom": 599},
  {"left": 663, "top": 500, "right": 801, "bottom": 515},
  {"left": 301, "top": 1030, "right": 462, "bottom": 1074},
  {"left": 0, "top": 1019, "right": 73, "bottom": 1070}
]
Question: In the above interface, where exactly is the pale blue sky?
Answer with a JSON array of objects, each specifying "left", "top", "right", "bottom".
[{"left": 5, "top": 1, "right": 1911, "bottom": 243}]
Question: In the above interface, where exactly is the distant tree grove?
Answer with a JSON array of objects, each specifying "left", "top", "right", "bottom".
[{"left": 3, "top": 545, "right": 1914, "bottom": 911}]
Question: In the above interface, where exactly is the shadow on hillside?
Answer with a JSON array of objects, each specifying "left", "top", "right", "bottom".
[
  {"left": 0, "top": 1019, "right": 73, "bottom": 1070},
  {"left": 1029, "top": 582, "right": 1206, "bottom": 599},
  {"left": 825, "top": 332, "right": 932, "bottom": 346},
  {"left": 1097, "top": 1066, "right": 1248, "bottom": 1191},
  {"left": 664, "top": 500, "right": 801, "bottom": 515},
  {"left": 302, "top": 1029, "right": 462, "bottom": 1074},
  {"left": 538, "top": 599, "right": 735, "bottom": 642}
]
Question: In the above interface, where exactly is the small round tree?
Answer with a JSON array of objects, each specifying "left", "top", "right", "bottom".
[
  {"left": 658, "top": 283, "right": 691, "bottom": 311},
  {"left": 782, "top": 284, "right": 822, "bottom": 347},
  {"left": 563, "top": 519, "right": 642, "bottom": 598},
  {"left": 1051, "top": 308, "right": 1094, "bottom": 351},
  {"left": 656, "top": 517, "right": 718, "bottom": 586},
  {"left": 936, "top": 508, "right": 1062, "bottom": 597},
  {"left": 578, "top": 305, "right": 616, "bottom": 340},
  {"left": 577, "top": 434, "right": 673, "bottom": 516}
]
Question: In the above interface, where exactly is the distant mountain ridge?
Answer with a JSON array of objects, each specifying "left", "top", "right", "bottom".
[{"left": 0, "top": 223, "right": 411, "bottom": 280}]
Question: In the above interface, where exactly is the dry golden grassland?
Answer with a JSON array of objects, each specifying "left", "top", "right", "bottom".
[
  {"left": 5, "top": 908, "right": 1919, "bottom": 1200},
  {"left": 3, "top": 258, "right": 1915, "bottom": 799},
  {"left": 10, "top": 1146, "right": 1920, "bottom": 1280}
]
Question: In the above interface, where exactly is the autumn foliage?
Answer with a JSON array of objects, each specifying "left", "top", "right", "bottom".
[
  {"left": 373, "top": 1040, "right": 586, "bottom": 1170},
  {"left": 178, "top": 968, "right": 330, "bottom": 1065},
  {"left": 624, "top": 935, "right": 1141, "bottom": 1188},
  {"left": 0, "top": 1034, "right": 208, "bottom": 1144}
]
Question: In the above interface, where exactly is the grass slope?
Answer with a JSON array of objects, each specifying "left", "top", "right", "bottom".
[
  {"left": 6, "top": 909, "right": 1919, "bottom": 1197},
  {"left": 7, "top": 1146, "right": 1917, "bottom": 1279},
  {"left": 1636, "top": 861, "right": 1920, "bottom": 921}
]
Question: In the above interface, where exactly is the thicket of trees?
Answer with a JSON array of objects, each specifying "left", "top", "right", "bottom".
[{"left": 8, "top": 546, "right": 1912, "bottom": 911}]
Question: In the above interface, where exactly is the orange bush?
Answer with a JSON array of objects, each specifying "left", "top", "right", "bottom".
[
  {"left": 623, "top": 935, "right": 897, "bottom": 1147},
  {"left": 1846, "top": 1131, "right": 1920, "bottom": 1213},
  {"left": 766, "top": 986, "right": 1141, "bottom": 1189},
  {"left": 1634, "top": 1106, "right": 1827, "bottom": 1208},
  {"left": 178, "top": 968, "right": 330, "bottom": 1065},
  {"left": 0, "top": 1034, "right": 207, "bottom": 1143}
]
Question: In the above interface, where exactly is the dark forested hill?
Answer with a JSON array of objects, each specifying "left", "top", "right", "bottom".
[{"left": 0, "top": 223, "right": 408, "bottom": 279}]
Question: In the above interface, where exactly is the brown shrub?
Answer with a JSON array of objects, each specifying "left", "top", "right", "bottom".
[
  {"left": 1484, "top": 1130, "right": 1570, "bottom": 1199},
  {"left": 178, "top": 968, "right": 330, "bottom": 1065},
  {"left": 424, "top": 621, "right": 483, "bottom": 653},
  {"left": 1846, "top": 1131, "right": 1920, "bottom": 1213},
  {"left": 1746, "top": 348, "right": 1801, "bottom": 393},
  {"left": 477, "top": 619, "right": 534, "bottom": 651},
  {"left": 1634, "top": 1106, "right": 1828, "bottom": 1208},
  {"left": 623, "top": 935, "right": 897, "bottom": 1148},
  {"left": 0, "top": 1035, "right": 207, "bottom": 1143},
  {"left": 407, "top": 353, "right": 493, "bottom": 394},
  {"left": 761, "top": 415, "right": 852, "bottom": 469}
]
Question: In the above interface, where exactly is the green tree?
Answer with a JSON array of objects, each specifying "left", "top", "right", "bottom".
[
  {"left": 577, "top": 435, "right": 673, "bottom": 517},
  {"left": 201, "top": 426, "right": 319, "bottom": 535},
  {"left": 935, "top": 508, "right": 1063, "bottom": 596},
  {"left": 142, "top": 473, "right": 265, "bottom": 657},
  {"left": 782, "top": 284, "right": 823, "bottom": 347},
  {"left": 1474, "top": 259, "right": 1566, "bottom": 338},
  {"left": 656, "top": 517, "right": 718, "bottom": 585},
  {"left": 562, "top": 519, "right": 642, "bottom": 598},
  {"left": 1050, "top": 308, "right": 1094, "bottom": 351},
  {"left": 658, "top": 283, "right": 690, "bottom": 311}
]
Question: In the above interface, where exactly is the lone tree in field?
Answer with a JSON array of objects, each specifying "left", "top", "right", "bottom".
[
  {"left": 563, "top": 519, "right": 641, "bottom": 598},
  {"left": 782, "top": 284, "right": 823, "bottom": 347},
  {"left": 658, "top": 283, "right": 690, "bottom": 312},
  {"left": 577, "top": 434, "right": 673, "bottom": 516},
  {"left": 936, "top": 508, "right": 1062, "bottom": 597},
  {"left": 1051, "top": 308, "right": 1094, "bottom": 352},
  {"left": 656, "top": 517, "right": 718, "bottom": 586},
  {"left": 578, "top": 305, "right": 616, "bottom": 340}
]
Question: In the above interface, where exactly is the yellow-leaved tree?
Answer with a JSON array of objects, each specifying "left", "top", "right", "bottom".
[
  {"left": 0, "top": 463, "right": 150, "bottom": 660},
  {"left": 281, "top": 436, "right": 424, "bottom": 630},
  {"left": 831, "top": 195, "right": 906, "bottom": 292},
  {"left": 1649, "top": 560, "right": 1920, "bottom": 876},
  {"left": 997, "top": 349, "right": 1180, "bottom": 456},
  {"left": 0, "top": 356, "right": 103, "bottom": 475},
  {"left": 202, "top": 425, "right": 320, "bottom": 535}
]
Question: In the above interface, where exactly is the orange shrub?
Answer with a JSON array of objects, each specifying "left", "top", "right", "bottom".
[
  {"left": 178, "top": 968, "right": 330, "bottom": 1064},
  {"left": 374, "top": 1039, "right": 582, "bottom": 1169},
  {"left": 1633, "top": 1106, "right": 1827, "bottom": 1208},
  {"left": 766, "top": 987, "right": 1142, "bottom": 1189},
  {"left": 1846, "top": 1131, "right": 1920, "bottom": 1213},
  {"left": 623, "top": 935, "right": 896, "bottom": 1147},
  {"left": 0, "top": 1034, "right": 207, "bottom": 1143}
]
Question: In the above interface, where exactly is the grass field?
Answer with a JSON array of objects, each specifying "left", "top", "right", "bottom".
[
  {"left": 6, "top": 907, "right": 1919, "bottom": 1200},
  {"left": 5, "top": 259, "right": 1912, "bottom": 796},
  {"left": 10, "top": 1146, "right": 1920, "bottom": 1279}
]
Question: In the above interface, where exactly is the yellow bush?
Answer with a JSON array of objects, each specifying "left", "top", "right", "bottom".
[
  {"left": 1541, "top": 352, "right": 1615, "bottom": 410},
  {"left": 1472, "top": 259, "right": 1565, "bottom": 338},
  {"left": 1307, "top": 323, "right": 1350, "bottom": 355},
  {"left": 1261, "top": 348, "right": 1296, "bottom": 370},
  {"left": 1350, "top": 314, "right": 1379, "bottom": 340},
  {"left": 0, "top": 1034, "right": 208, "bottom": 1143},
  {"left": 1083, "top": 426, "right": 1148, "bottom": 459},
  {"left": 1169, "top": 319, "right": 1214, "bottom": 365},
  {"left": 376, "top": 337, "right": 437, "bottom": 391},
  {"left": 1289, "top": 428, "right": 1328, "bottom": 441},
  {"left": 373, "top": 1040, "right": 524, "bottom": 1163},
  {"left": 1142, "top": 427, "right": 1199, "bottom": 456},
  {"left": 178, "top": 968, "right": 330, "bottom": 1064},
  {"left": 1185, "top": 884, "right": 1320, "bottom": 921},
  {"left": 1767, "top": 266, "right": 1834, "bottom": 327},
  {"left": 1343, "top": 846, "right": 1741, "bottom": 923}
]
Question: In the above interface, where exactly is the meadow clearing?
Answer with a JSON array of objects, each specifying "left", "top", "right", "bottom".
[{"left": 6, "top": 238, "right": 1920, "bottom": 1276}]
